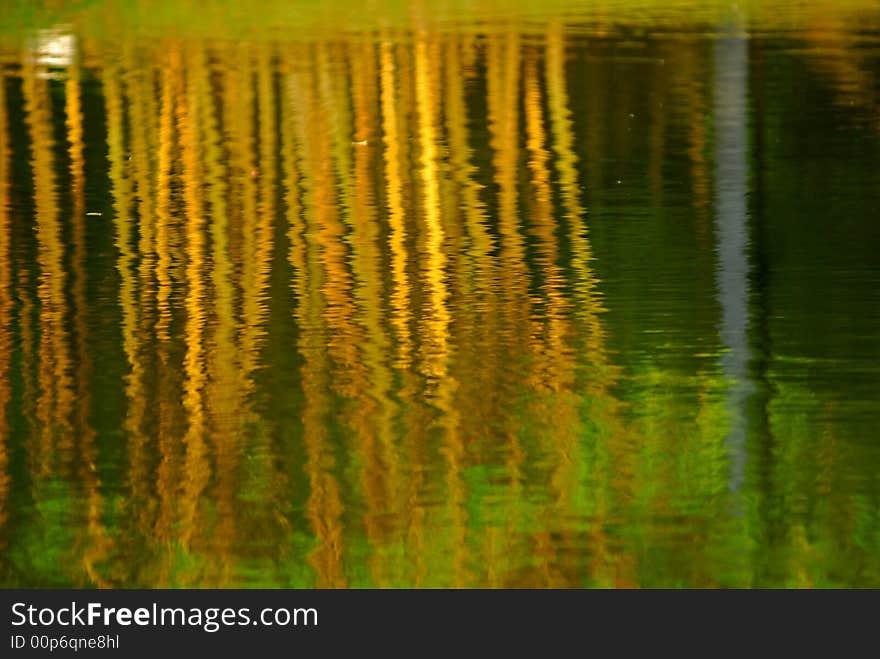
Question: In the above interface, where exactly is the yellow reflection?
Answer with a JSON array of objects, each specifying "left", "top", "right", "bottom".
[
  {"left": 155, "top": 48, "right": 176, "bottom": 342},
  {"left": 239, "top": 42, "right": 274, "bottom": 389},
  {"left": 415, "top": 34, "right": 451, "bottom": 374},
  {"left": 23, "top": 52, "right": 74, "bottom": 487},
  {"left": 204, "top": 44, "right": 242, "bottom": 584},
  {"left": 485, "top": 28, "right": 530, "bottom": 585},
  {"left": 380, "top": 42, "right": 412, "bottom": 370},
  {"left": 104, "top": 56, "right": 163, "bottom": 570},
  {"left": 177, "top": 42, "right": 210, "bottom": 554},
  {"left": 347, "top": 39, "right": 405, "bottom": 586},
  {"left": 5, "top": 18, "right": 852, "bottom": 589},
  {"left": 522, "top": 45, "right": 576, "bottom": 586},
  {"left": 66, "top": 62, "right": 112, "bottom": 586},
  {"left": 439, "top": 33, "right": 485, "bottom": 586},
  {"left": 287, "top": 52, "right": 347, "bottom": 587},
  {"left": 545, "top": 23, "right": 625, "bottom": 587}
]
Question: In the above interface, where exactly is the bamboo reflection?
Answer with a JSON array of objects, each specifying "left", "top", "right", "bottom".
[
  {"left": 177, "top": 43, "right": 210, "bottom": 555},
  {"left": 380, "top": 42, "right": 412, "bottom": 370},
  {"left": 347, "top": 40, "right": 406, "bottom": 586},
  {"left": 544, "top": 24, "right": 626, "bottom": 587},
  {"left": 440, "top": 34, "right": 487, "bottom": 587},
  {"left": 226, "top": 48, "right": 277, "bottom": 572},
  {"left": 316, "top": 42, "right": 363, "bottom": 403},
  {"left": 18, "top": 49, "right": 89, "bottom": 585},
  {"left": 104, "top": 58, "right": 156, "bottom": 572},
  {"left": 521, "top": 44, "right": 583, "bottom": 586},
  {"left": 152, "top": 48, "right": 184, "bottom": 560},
  {"left": 414, "top": 32, "right": 466, "bottom": 586},
  {"left": 287, "top": 53, "right": 346, "bottom": 587},
  {"left": 378, "top": 40, "right": 428, "bottom": 586},
  {"left": 239, "top": 42, "right": 275, "bottom": 393},
  {"left": 204, "top": 43, "right": 242, "bottom": 584},
  {"left": 3, "top": 28, "right": 674, "bottom": 588},
  {"left": 67, "top": 61, "right": 112, "bottom": 586},
  {"left": 128, "top": 43, "right": 183, "bottom": 564},
  {"left": 321, "top": 42, "right": 381, "bottom": 581},
  {"left": 154, "top": 49, "right": 176, "bottom": 343},
  {"left": 23, "top": 51, "right": 75, "bottom": 507},
  {"left": 3, "top": 16, "right": 878, "bottom": 588},
  {"left": 485, "top": 29, "right": 528, "bottom": 586},
  {"left": 376, "top": 42, "right": 412, "bottom": 548},
  {"left": 415, "top": 34, "right": 451, "bottom": 375}
]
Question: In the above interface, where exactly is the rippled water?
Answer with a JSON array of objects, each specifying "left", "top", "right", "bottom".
[{"left": 0, "top": 2, "right": 879, "bottom": 587}]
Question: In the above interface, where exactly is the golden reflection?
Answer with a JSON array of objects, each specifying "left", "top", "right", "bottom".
[
  {"left": 153, "top": 49, "right": 184, "bottom": 565},
  {"left": 347, "top": 40, "right": 403, "bottom": 586},
  {"left": 544, "top": 23, "right": 628, "bottom": 587},
  {"left": 3, "top": 27, "right": 679, "bottom": 588},
  {"left": 3, "top": 16, "right": 876, "bottom": 589},
  {"left": 23, "top": 50, "right": 74, "bottom": 495},
  {"left": 204, "top": 42, "right": 241, "bottom": 585},
  {"left": 178, "top": 41, "right": 210, "bottom": 554},
  {"left": 440, "top": 33, "right": 486, "bottom": 587},
  {"left": 240, "top": 42, "right": 274, "bottom": 392},
  {"left": 415, "top": 34, "right": 451, "bottom": 374},
  {"left": 154, "top": 48, "right": 176, "bottom": 342},
  {"left": 485, "top": 29, "right": 529, "bottom": 586},
  {"left": 380, "top": 42, "right": 413, "bottom": 370},
  {"left": 104, "top": 57, "right": 149, "bottom": 564},
  {"left": 67, "top": 61, "right": 112, "bottom": 586},
  {"left": 287, "top": 51, "right": 346, "bottom": 587},
  {"left": 522, "top": 44, "right": 579, "bottom": 586}
]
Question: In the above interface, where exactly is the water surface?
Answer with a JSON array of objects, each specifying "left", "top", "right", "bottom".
[{"left": 0, "top": 2, "right": 879, "bottom": 587}]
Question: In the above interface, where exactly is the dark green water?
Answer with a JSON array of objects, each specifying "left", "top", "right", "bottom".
[{"left": 0, "top": 7, "right": 878, "bottom": 587}]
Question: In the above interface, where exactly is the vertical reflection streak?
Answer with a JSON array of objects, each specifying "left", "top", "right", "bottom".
[
  {"left": 316, "top": 43, "right": 359, "bottom": 395},
  {"left": 415, "top": 35, "right": 451, "bottom": 375},
  {"left": 288, "top": 54, "right": 346, "bottom": 587},
  {"left": 153, "top": 49, "right": 181, "bottom": 561},
  {"left": 714, "top": 31, "right": 751, "bottom": 494},
  {"left": 279, "top": 49, "right": 308, "bottom": 581},
  {"left": 205, "top": 46, "right": 241, "bottom": 585},
  {"left": 178, "top": 46, "right": 209, "bottom": 551},
  {"left": 104, "top": 59, "right": 154, "bottom": 558},
  {"left": 349, "top": 40, "right": 401, "bottom": 586},
  {"left": 545, "top": 22, "right": 623, "bottom": 586},
  {"left": 23, "top": 55, "right": 73, "bottom": 490},
  {"left": 442, "top": 34, "right": 489, "bottom": 586},
  {"left": 380, "top": 40, "right": 424, "bottom": 585},
  {"left": 415, "top": 33, "right": 462, "bottom": 585},
  {"left": 523, "top": 45, "right": 577, "bottom": 586},
  {"left": 486, "top": 30, "right": 527, "bottom": 585},
  {"left": 6, "top": 17, "right": 861, "bottom": 589},
  {"left": 380, "top": 42, "right": 412, "bottom": 370},
  {"left": 240, "top": 43, "right": 275, "bottom": 391},
  {"left": 125, "top": 45, "right": 157, "bottom": 360},
  {"left": 66, "top": 62, "right": 111, "bottom": 586},
  {"left": 155, "top": 49, "right": 175, "bottom": 342}
]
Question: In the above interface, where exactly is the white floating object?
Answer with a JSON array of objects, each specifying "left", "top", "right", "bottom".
[{"left": 30, "top": 27, "right": 76, "bottom": 68}]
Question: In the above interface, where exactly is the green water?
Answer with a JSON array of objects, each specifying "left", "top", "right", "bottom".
[{"left": 0, "top": 2, "right": 878, "bottom": 587}]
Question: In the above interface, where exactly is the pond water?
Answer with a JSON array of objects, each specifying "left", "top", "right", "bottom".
[{"left": 0, "top": 2, "right": 879, "bottom": 587}]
